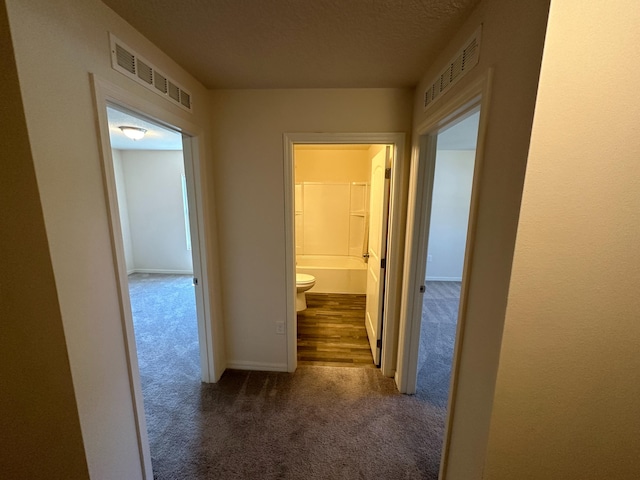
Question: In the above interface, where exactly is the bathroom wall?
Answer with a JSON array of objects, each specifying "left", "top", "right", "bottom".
[
  {"left": 295, "top": 147, "right": 371, "bottom": 257},
  {"left": 118, "top": 150, "right": 193, "bottom": 274},
  {"left": 426, "top": 150, "right": 475, "bottom": 281},
  {"left": 295, "top": 146, "right": 370, "bottom": 183}
]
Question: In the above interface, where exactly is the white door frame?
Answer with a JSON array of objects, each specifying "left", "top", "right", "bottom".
[
  {"left": 91, "top": 74, "right": 221, "bottom": 480},
  {"left": 395, "top": 70, "right": 492, "bottom": 477},
  {"left": 283, "top": 133, "right": 405, "bottom": 376}
]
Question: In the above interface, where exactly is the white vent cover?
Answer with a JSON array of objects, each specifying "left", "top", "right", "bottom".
[
  {"left": 423, "top": 26, "right": 482, "bottom": 111},
  {"left": 109, "top": 34, "right": 192, "bottom": 112}
]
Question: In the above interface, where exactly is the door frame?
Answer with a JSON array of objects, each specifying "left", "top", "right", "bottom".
[
  {"left": 283, "top": 133, "right": 405, "bottom": 376},
  {"left": 91, "top": 74, "right": 221, "bottom": 479},
  {"left": 395, "top": 70, "right": 492, "bottom": 477}
]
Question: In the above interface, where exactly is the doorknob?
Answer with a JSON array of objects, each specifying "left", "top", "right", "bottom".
[{"left": 362, "top": 253, "right": 370, "bottom": 258}]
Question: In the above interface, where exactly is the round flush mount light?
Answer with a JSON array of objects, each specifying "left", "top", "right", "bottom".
[{"left": 119, "top": 126, "right": 147, "bottom": 140}]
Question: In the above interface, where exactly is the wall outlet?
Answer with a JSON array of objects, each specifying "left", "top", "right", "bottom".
[
  {"left": 428, "top": 254, "right": 433, "bottom": 262},
  {"left": 276, "top": 321, "right": 286, "bottom": 335}
]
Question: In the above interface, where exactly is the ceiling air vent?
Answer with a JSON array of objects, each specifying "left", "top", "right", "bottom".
[
  {"left": 424, "top": 26, "right": 482, "bottom": 111},
  {"left": 154, "top": 72, "right": 168, "bottom": 94},
  {"left": 115, "top": 43, "right": 135, "bottom": 74},
  {"left": 109, "top": 34, "right": 192, "bottom": 113},
  {"left": 137, "top": 59, "right": 153, "bottom": 85}
]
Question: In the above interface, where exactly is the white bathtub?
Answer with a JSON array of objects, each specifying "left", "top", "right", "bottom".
[{"left": 296, "top": 255, "right": 367, "bottom": 294}]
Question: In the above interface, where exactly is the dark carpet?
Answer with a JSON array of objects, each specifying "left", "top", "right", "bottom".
[{"left": 129, "top": 273, "right": 452, "bottom": 480}]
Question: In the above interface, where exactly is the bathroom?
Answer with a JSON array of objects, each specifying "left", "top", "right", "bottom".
[{"left": 294, "top": 143, "right": 388, "bottom": 367}]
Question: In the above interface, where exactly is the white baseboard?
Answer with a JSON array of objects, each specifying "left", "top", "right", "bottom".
[
  {"left": 425, "top": 276, "right": 462, "bottom": 282},
  {"left": 130, "top": 269, "right": 194, "bottom": 275},
  {"left": 225, "top": 360, "right": 288, "bottom": 372}
]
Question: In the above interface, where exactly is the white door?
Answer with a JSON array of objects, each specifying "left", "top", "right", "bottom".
[{"left": 365, "top": 146, "right": 392, "bottom": 365}]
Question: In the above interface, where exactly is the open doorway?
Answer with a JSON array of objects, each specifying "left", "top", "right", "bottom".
[
  {"left": 293, "top": 144, "right": 390, "bottom": 368},
  {"left": 416, "top": 111, "right": 479, "bottom": 404},
  {"left": 107, "top": 106, "right": 200, "bottom": 370},
  {"left": 284, "top": 133, "right": 405, "bottom": 375},
  {"left": 415, "top": 111, "right": 479, "bottom": 406},
  {"left": 105, "top": 104, "right": 207, "bottom": 475},
  {"left": 396, "top": 88, "right": 487, "bottom": 477},
  {"left": 92, "top": 74, "right": 221, "bottom": 478}
]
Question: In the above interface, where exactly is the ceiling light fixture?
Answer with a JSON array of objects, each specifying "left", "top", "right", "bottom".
[{"left": 119, "top": 126, "right": 147, "bottom": 141}]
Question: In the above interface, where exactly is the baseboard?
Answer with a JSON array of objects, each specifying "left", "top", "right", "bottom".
[
  {"left": 225, "top": 360, "right": 289, "bottom": 372},
  {"left": 425, "top": 276, "right": 462, "bottom": 282},
  {"left": 130, "top": 269, "right": 194, "bottom": 275}
]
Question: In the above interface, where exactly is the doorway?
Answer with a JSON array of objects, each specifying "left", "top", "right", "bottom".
[
  {"left": 416, "top": 111, "right": 479, "bottom": 405},
  {"left": 396, "top": 72, "right": 491, "bottom": 478},
  {"left": 284, "top": 133, "right": 405, "bottom": 375},
  {"left": 292, "top": 144, "right": 390, "bottom": 368},
  {"left": 105, "top": 104, "right": 205, "bottom": 473}
]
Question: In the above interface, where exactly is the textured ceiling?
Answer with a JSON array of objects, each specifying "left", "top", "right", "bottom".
[{"left": 101, "top": 0, "right": 481, "bottom": 89}]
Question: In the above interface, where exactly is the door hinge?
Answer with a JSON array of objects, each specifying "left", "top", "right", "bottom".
[
  {"left": 193, "top": 277, "right": 198, "bottom": 286},
  {"left": 385, "top": 167, "right": 391, "bottom": 179},
  {"left": 419, "top": 285, "right": 425, "bottom": 293},
  {"left": 380, "top": 258, "right": 386, "bottom": 269},
  {"left": 376, "top": 339, "right": 382, "bottom": 349}
]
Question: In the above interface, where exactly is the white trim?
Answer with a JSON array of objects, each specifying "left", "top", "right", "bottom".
[
  {"left": 425, "top": 276, "right": 463, "bottom": 282},
  {"left": 129, "top": 269, "right": 194, "bottom": 275},
  {"left": 283, "top": 132, "right": 406, "bottom": 377},
  {"left": 90, "top": 74, "right": 222, "bottom": 480},
  {"left": 226, "top": 361, "right": 289, "bottom": 372},
  {"left": 395, "top": 68, "right": 493, "bottom": 480}
]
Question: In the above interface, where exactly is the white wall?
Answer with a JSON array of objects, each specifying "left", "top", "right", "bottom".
[
  {"left": 5, "top": 0, "right": 215, "bottom": 477},
  {"left": 120, "top": 150, "right": 193, "bottom": 274},
  {"left": 484, "top": 1, "right": 640, "bottom": 478},
  {"left": 210, "top": 88, "right": 413, "bottom": 370},
  {"left": 426, "top": 150, "right": 475, "bottom": 281},
  {"left": 296, "top": 183, "right": 369, "bottom": 257},
  {"left": 410, "top": 0, "right": 551, "bottom": 477},
  {"left": 112, "top": 149, "right": 135, "bottom": 273}
]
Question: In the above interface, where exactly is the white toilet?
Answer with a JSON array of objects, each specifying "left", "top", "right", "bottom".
[{"left": 296, "top": 273, "right": 316, "bottom": 312}]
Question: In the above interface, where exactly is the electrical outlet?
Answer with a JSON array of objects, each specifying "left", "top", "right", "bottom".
[
  {"left": 428, "top": 255, "right": 433, "bottom": 262},
  {"left": 276, "top": 321, "right": 286, "bottom": 335}
]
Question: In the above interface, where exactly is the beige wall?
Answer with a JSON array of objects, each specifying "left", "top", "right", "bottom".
[
  {"left": 210, "top": 89, "right": 412, "bottom": 369},
  {"left": 485, "top": 1, "right": 640, "bottom": 478},
  {"left": 4, "top": 0, "right": 215, "bottom": 477},
  {"left": 295, "top": 147, "right": 370, "bottom": 183},
  {"left": 410, "top": 0, "right": 550, "bottom": 477},
  {"left": 0, "top": 1, "right": 88, "bottom": 476}
]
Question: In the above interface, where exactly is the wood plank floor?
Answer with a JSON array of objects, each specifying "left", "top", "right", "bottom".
[{"left": 297, "top": 293, "right": 376, "bottom": 368}]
